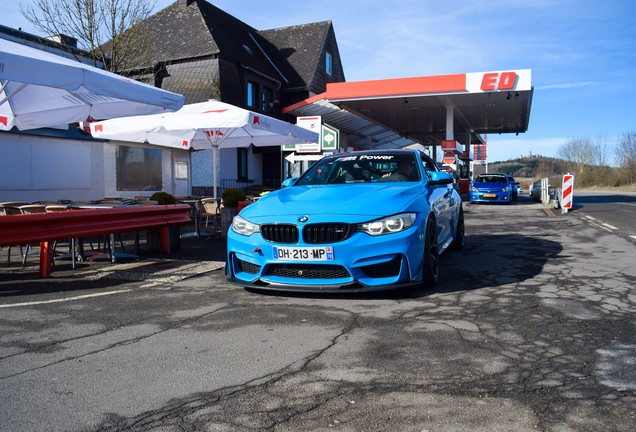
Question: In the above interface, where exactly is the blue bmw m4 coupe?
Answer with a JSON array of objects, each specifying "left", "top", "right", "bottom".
[{"left": 226, "top": 149, "right": 464, "bottom": 293}]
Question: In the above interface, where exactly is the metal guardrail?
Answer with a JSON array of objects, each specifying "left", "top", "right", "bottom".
[
  {"left": 530, "top": 177, "right": 564, "bottom": 209},
  {"left": 0, "top": 205, "right": 191, "bottom": 277},
  {"left": 530, "top": 179, "right": 543, "bottom": 201}
]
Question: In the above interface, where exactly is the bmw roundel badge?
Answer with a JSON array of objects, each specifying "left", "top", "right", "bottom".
[{"left": 298, "top": 215, "right": 309, "bottom": 223}]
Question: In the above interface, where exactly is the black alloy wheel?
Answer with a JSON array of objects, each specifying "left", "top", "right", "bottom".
[
  {"left": 451, "top": 207, "right": 465, "bottom": 250},
  {"left": 422, "top": 216, "right": 440, "bottom": 287}
]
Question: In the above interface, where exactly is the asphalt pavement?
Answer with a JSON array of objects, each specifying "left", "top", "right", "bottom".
[
  {"left": 0, "top": 226, "right": 227, "bottom": 300},
  {"left": 1, "top": 195, "right": 635, "bottom": 432}
]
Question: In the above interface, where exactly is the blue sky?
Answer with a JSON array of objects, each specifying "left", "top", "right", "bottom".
[{"left": 4, "top": 0, "right": 636, "bottom": 163}]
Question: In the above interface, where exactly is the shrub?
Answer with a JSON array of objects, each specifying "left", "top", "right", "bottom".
[
  {"left": 222, "top": 188, "right": 247, "bottom": 208},
  {"left": 150, "top": 191, "right": 177, "bottom": 205}
]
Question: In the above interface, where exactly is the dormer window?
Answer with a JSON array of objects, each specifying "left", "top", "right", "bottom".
[{"left": 325, "top": 52, "right": 332, "bottom": 76}]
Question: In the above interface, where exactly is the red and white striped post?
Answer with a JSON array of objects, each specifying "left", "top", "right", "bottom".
[{"left": 561, "top": 174, "right": 574, "bottom": 213}]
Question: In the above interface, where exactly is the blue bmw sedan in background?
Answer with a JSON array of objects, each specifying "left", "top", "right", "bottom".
[{"left": 226, "top": 149, "right": 464, "bottom": 293}]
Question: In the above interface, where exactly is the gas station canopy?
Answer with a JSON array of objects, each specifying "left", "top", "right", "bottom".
[{"left": 283, "top": 69, "right": 533, "bottom": 150}]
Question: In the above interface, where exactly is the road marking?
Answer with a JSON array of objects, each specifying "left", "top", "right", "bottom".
[
  {"left": 580, "top": 214, "right": 620, "bottom": 233},
  {"left": 0, "top": 289, "right": 132, "bottom": 309},
  {"left": 617, "top": 202, "right": 636, "bottom": 207}
]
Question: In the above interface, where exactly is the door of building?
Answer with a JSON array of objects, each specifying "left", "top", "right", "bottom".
[{"left": 173, "top": 157, "right": 191, "bottom": 197}]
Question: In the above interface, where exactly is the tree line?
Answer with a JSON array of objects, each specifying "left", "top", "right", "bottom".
[
  {"left": 556, "top": 131, "right": 636, "bottom": 188},
  {"left": 487, "top": 132, "right": 636, "bottom": 189}
]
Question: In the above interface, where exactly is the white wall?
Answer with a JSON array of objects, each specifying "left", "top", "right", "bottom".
[
  {"left": 103, "top": 141, "right": 190, "bottom": 199},
  {"left": 0, "top": 132, "right": 104, "bottom": 202},
  {"left": 0, "top": 132, "right": 188, "bottom": 203}
]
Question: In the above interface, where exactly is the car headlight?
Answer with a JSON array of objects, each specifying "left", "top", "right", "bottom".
[
  {"left": 502, "top": 187, "right": 509, "bottom": 192},
  {"left": 232, "top": 215, "right": 260, "bottom": 236},
  {"left": 357, "top": 213, "right": 416, "bottom": 236},
  {"left": 471, "top": 186, "right": 479, "bottom": 192}
]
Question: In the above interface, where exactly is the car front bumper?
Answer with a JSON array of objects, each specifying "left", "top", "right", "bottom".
[
  {"left": 470, "top": 191, "right": 511, "bottom": 203},
  {"left": 226, "top": 224, "right": 426, "bottom": 293}
]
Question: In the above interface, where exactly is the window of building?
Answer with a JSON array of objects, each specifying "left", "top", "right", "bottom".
[
  {"left": 247, "top": 81, "right": 258, "bottom": 108},
  {"left": 325, "top": 52, "right": 333, "bottom": 76},
  {"left": 237, "top": 148, "right": 248, "bottom": 180},
  {"left": 175, "top": 161, "right": 188, "bottom": 179},
  {"left": 261, "top": 87, "right": 273, "bottom": 113},
  {"left": 116, "top": 145, "right": 162, "bottom": 191}
]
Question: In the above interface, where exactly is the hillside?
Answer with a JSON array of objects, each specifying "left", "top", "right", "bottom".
[{"left": 473, "top": 156, "right": 569, "bottom": 180}]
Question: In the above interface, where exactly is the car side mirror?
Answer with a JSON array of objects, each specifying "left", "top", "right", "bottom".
[
  {"left": 281, "top": 177, "right": 297, "bottom": 188},
  {"left": 428, "top": 171, "right": 454, "bottom": 186}
]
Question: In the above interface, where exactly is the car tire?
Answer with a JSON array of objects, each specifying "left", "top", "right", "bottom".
[
  {"left": 422, "top": 216, "right": 439, "bottom": 287},
  {"left": 451, "top": 207, "right": 465, "bottom": 250}
]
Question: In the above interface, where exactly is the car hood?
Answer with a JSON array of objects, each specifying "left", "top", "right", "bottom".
[{"left": 241, "top": 183, "right": 422, "bottom": 220}]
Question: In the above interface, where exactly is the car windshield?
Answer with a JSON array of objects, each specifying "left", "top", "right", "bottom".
[
  {"left": 476, "top": 175, "right": 507, "bottom": 183},
  {"left": 294, "top": 153, "right": 421, "bottom": 186}
]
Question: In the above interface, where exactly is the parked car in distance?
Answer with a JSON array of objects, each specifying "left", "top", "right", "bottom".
[
  {"left": 226, "top": 149, "right": 464, "bottom": 293},
  {"left": 470, "top": 173, "right": 514, "bottom": 204},
  {"left": 508, "top": 176, "right": 519, "bottom": 201},
  {"left": 530, "top": 180, "right": 542, "bottom": 200}
]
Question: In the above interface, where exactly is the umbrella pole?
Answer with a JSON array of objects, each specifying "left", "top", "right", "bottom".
[
  {"left": 213, "top": 144, "right": 218, "bottom": 200},
  {"left": 205, "top": 128, "right": 234, "bottom": 201},
  {"left": 204, "top": 131, "right": 221, "bottom": 201}
]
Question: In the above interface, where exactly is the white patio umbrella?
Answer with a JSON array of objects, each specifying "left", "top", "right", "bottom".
[
  {"left": 90, "top": 100, "right": 319, "bottom": 198},
  {"left": 0, "top": 38, "right": 185, "bottom": 131}
]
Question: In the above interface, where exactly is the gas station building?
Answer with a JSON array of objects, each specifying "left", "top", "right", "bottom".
[{"left": 283, "top": 69, "right": 533, "bottom": 193}]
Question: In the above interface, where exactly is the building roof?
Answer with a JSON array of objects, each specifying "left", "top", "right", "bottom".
[
  {"left": 124, "top": 0, "right": 334, "bottom": 92},
  {"left": 0, "top": 24, "right": 99, "bottom": 66},
  {"left": 284, "top": 70, "right": 533, "bottom": 150},
  {"left": 259, "top": 21, "right": 335, "bottom": 89},
  {"left": 125, "top": 1, "right": 236, "bottom": 66}
]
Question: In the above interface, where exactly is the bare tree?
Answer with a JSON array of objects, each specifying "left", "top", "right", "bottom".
[
  {"left": 535, "top": 157, "right": 554, "bottom": 179},
  {"left": 21, "top": 0, "right": 155, "bottom": 72},
  {"left": 590, "top": 135, "right": 614, "bottom": 185},
  {"left": 617, "top": 131, "right": 636, "bottom": 185},
  {"left": 590, "top": 135, "right": 612, "bottom": 167},
  {"left": 557, "top": 137, "right": 593, "bottom": 177}
]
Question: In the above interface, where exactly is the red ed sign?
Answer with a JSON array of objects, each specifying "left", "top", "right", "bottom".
[{"left": 481, "top": 71, "right": 517, "bottom": 91}]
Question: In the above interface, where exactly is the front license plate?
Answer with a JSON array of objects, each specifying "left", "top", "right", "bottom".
[
  {"left": 484, "top": 193, "right": 497, "bottom": 198},
  {"left": 273, "top": 246, "right": 334, "bottom": 261}
]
